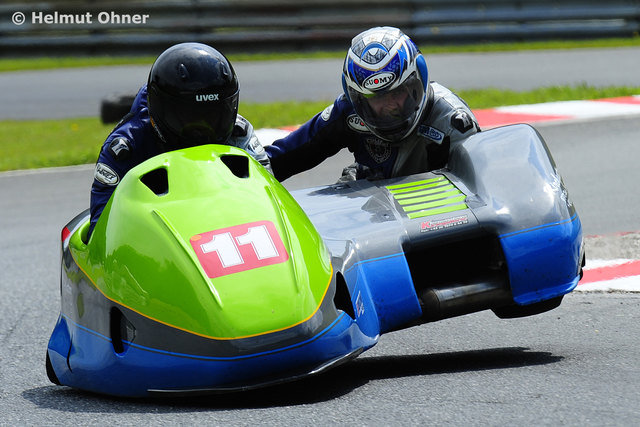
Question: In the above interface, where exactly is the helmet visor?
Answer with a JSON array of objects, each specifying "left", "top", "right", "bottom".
[
  {"left": 151, "top": 90, "right": 239, "bottom": 147},
  {"left": 348, "top": 73, "right": 424, "bottom": 141}
]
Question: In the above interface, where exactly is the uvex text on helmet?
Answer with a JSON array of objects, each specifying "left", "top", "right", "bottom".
[
  {"left": 342, "top": 27, "right": 429, "bottom": 142},
  {"left": 147, "top": 42, "right": 239, "bottom": 148}
]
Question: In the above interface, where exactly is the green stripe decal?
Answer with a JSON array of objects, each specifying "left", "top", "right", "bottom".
[
  {"left": 386, "top": 177, "right": 448, "bottom": 194},
  {"left": 387, "top": 176, "right": 468, "bottom": 219},
  {"left": 393, "top": 184, "right": 455, "bottom": 201},
  {"left": 404, "top": 194, "right": 466, "bottom": 212},
  {"left": 387, "top": 176, "right": 446, "bottom": 190},
  {"left": 407, "top": 203, "right": 468, "bottom": 219},
  {"left": 398, "top": 193, "right": 466, "bottom": 209}
]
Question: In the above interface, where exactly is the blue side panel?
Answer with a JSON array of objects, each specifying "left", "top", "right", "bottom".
[
  {"left": 48, "top": 313, "right": 376, "bottom": 397},
  {"left": 346, "top": 253, "right": 422, "bottom": 335},
  {"left": 343, "top": 267, "right": 381, "bottom": 338},
  {"left": 48, "top": 315, "right": 72, "bottom": 376},
  {"left": 500, "top": 214, "right": 583, "bottom": 305}
]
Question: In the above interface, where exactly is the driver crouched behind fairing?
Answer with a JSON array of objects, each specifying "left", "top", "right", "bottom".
[
  {"left": 89, "top": 42, "right": 271, "bottom": 238},
  {"left": 265, "top": 27, "right": 479, "bottom": 182}
]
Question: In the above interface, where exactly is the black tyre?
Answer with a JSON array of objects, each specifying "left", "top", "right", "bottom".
[
  {"left": 492, "top": 295, "right": 563, "bottom": 319},
  {"left": 45, "top": 350, "right": 61, "bottom": 385}
]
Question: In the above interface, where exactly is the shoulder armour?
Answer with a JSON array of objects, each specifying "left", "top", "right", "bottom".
[
  {"left": 108, "top": 137, "right": 132, "bottom": 161},
  {"left": 451, "top": 110, "right": 475, "bottom": 133}
]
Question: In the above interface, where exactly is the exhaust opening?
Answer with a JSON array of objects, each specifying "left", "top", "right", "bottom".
[{"left": 405, "top": 234, "right": 511, "bottom": 321}]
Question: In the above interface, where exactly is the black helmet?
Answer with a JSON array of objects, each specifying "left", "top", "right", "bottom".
[{"left": 147, "top": 42, "right": 239, "bottom": 148}]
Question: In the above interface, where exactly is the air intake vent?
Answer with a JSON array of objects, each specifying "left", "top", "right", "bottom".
[
  {"left": 221, "top": 155, "right": 249, "bottom": 178},
  {"left": 333, "top": 272, "right": 355, "bottom": 319},
  {"left": 405, "top": 235, "right": 506, "bottom": 289},
  {"left": 110, "top": 307, "right": 136, "bottom": 354},
  {"left": 140, "top": 167, "right": 168, "bottom": 195}
]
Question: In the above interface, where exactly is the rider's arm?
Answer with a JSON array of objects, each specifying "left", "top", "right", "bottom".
[
  {"left": 88, "top": 87, "right": 156, "bottom": 238},
  {"left": 89, "top": 131, "right": 160, "bottom": 238},
  {"left": 89, "top": 137, "right": 134, "bottom": 237},
  {"left": 265, "top": 96, "right": 351, "bottom": 182},
  {"left": 230, "top": 115, "right": 273, "bottom": 174}
]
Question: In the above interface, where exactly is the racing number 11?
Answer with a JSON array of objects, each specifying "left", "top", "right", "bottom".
[
  {"left": 201, "top": 225, "right": 279, "bottom": 268},
  {"left": 191, "top": 221, "right": 289, "bottom": 278}
]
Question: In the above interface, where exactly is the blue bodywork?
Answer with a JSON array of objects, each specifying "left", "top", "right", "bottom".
[{"left": 48, "top": 310, "right": 373, "bottom": 396}]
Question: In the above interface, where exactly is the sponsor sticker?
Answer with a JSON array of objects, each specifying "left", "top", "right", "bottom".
[
  {"left": 250, "top": 136, "right": 265, "bottom": 154},
  {"left": 347, "top": 114, "right": 370, "bottom": 133},
  {"left": 420, "top": 215, "right": 469, "bottom": 232},
  {"left": 418, "top": 125, "right": 445, "bottom": 143},
  {"left": 321, "top": 104, "right": 334, "bottom": 121},
  {"left": 550, "top": 170, "right": 573, "bottom": 208},
  {"left": 195, "top": 93, "right": 219, "bottom": 101},
  {"left": 363, "top": 72, "right": 396, "bottom": 90},
  {"left": 356, "top": 291, "right": 365, "bottom": 317},
  {"left": 94, "top": 162, "right": 120, "bottom": 186}
]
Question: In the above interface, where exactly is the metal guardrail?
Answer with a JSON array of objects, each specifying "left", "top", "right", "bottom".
[{"left": 1, "top": 0, "right": 639, "bottom": 56}]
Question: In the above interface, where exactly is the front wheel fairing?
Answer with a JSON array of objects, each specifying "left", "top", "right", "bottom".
[{"left": 81, "top": 145, "right": 334, "bottom": 341}]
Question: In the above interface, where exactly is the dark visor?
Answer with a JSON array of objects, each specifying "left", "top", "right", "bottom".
[
  {"left": 349, "top": 73, "right": 424, "bottom": 129},
  {"left": 154, "top": 91, "right": 239, "bottom": 146}
]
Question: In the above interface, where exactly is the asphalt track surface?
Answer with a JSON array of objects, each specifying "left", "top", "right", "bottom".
[
  {"left": 2, "top": 47, "right": 640, "bottom": 120},
  {"left": 2, "top": 49, "right": 640, "bottom": 425}
]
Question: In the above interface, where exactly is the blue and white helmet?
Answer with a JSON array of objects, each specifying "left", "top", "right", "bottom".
[{"left": 342, "top": 27, "right": 429, "bottom": 142}]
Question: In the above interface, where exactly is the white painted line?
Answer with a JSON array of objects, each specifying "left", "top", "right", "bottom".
[{"left": 496, "top": 100, "right": 640, "bottom": 119}]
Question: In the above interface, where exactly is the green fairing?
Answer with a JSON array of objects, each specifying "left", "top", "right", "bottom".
[{"left": 69, "top": 145, "right": 332, "bottom": 339}]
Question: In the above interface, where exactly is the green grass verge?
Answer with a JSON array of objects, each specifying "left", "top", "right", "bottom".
[
  {"left": 455, "top": 84, "right": 640, "bottom": 108},
  {"left": 2, "top": 36, "right": 639, "bottom": 72},
  {"left": 0, "top": 118, "right": 113, "bottom": 171},
  {"left": 2, "top": 84, "right": 640, "bottom": 172},
  {"left": 0, "top": 52, "right": 338, "bottom": 72}
]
